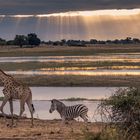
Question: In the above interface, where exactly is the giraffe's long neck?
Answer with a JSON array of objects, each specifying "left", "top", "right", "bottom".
[{"left": 0, "top": 74, "right": 12, "bottom": 86}]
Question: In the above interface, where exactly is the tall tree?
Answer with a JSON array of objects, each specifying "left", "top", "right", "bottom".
[
  {"left": 27, "top": 33, "right": 41, "bottom": 46},
  {"left": 14, "top": 35, "right": 27, "bottom": 48}
]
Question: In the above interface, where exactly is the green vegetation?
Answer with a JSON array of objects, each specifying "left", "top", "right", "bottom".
[
  {"left": 83, "top": 128, "right": 119, "bottom": 140},
  {"left": 1, "top": 36, "right": 140, "bottom": 47},
  {"left": 0, "top": 44, "right": 140, "bottom": 87},
  {"left": 1, "top": 75, "right": 138, "bottom": 87},
  {"left": 0, "top": 44, "right": 140, "bottom": 57},
  {"left": 97, "top": 87, "right": 140, "bottom": 140},
  {"left": 1, "top": 61, "right": 140, "bottom": 71},
  {"left": 60, "top": 97, "right": 101, "bottom": 101},
  {"left": 82, "top": 87, "right": 140, "bottom": 140},
  {"left": 0, "top": 33, "right": 41, "bottom": 48},
  {"left": 0, "top": 97, "right": 3, "bottom": 101}
]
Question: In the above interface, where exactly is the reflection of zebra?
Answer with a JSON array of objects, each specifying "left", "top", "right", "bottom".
[{"left": 49, "top": 99, "right": 88, "bottom": 122}]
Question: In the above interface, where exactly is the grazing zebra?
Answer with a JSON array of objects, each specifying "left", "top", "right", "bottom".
[{"left": 49, "top": 99, "right": 88, "bottom": 122}]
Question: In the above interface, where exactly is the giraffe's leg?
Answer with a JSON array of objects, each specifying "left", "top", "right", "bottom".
[
  {"left": 0, "top": 96, "right": 9, "bottom": 121},
  {"left": 9, "top": 99, "right": 14, "bottom": 126},
  {"left": 26, "top": 99, "right": 34, "bottom": 127},
  {"left": 17, "top": 99, "right": 25, "bottom": 123}
]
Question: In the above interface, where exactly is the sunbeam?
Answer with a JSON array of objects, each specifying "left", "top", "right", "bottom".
[{"left": 0, "top": 9, "right": 140, "bottom": 40}]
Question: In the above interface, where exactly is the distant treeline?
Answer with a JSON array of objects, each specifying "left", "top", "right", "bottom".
[
  {"left": 45, "top": 37, "right": 140, "bottom": 47},
  {"left": 0, "top": 33, "right": 41, "bottom": 47},
  {"left": 0, "top": 34, "right": 140, "bottom": 47}
]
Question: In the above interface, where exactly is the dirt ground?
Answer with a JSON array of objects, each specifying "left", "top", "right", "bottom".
[{"left": 0, "top": 118, "right": 103, "bottom": 140}]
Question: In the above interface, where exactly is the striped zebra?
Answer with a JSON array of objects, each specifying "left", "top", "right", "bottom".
[{"left": 49, "top": 99, "right": 88, "bottom": 122}]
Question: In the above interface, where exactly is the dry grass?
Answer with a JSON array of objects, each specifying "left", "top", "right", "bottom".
[
  {"left": 0, "top": 118, "right": 103, "bottom": 140},
  {"left": 1, "top": 61, "right": 140, "bottom": 71},
  {"left": 0, "top": 44, "right": 140, "bottom": 56},
  {"left": 0, "top": 74, "right": 138, "bottom": 87}
]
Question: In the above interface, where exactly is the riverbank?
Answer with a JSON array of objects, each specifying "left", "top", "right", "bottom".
[
  {"left": 0, "top": 118, "right": 103, "bottom": 140},
  {"left": 1, "top": 74, "right": 139, "bottom": 87},
  {"left": 0, "top": 44, "right": 140, "bottom": 57},
  {"left": 0, "top": 44, "right": 140, "bottom": 87}
]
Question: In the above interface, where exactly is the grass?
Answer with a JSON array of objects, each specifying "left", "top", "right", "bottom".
[
  {"left": 1, "top": 61, "right": 140, "bottom": 71},
  {"left": 83, "top": 127, "right": 120, "bottom": 140},
  {"left": 0, "top": 44, "right": 140, "bottom": 57},
  {"left": 1, "top": 74, "right": 139, "bottom": 87},
  {"left": 0, "top": 44, "right": 140, "bottom": 87},
  {"left": 60, "top": 97, "right": 101, "bottom": 101}
]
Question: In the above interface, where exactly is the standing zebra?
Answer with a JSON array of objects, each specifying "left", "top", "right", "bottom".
[{"left": 49, "top": 99, "right": 88, "bottom": 122}]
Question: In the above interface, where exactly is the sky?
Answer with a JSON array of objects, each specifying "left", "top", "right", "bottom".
[{"left": 0, "top": 0, "right": 140, "bottom": 41}]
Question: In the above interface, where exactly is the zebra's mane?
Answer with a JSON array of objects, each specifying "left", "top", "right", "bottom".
[{"left": 52, "top": 99, "right": 65, "bottom": 107}]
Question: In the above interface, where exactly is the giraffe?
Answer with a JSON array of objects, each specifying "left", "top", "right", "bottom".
[{"left": 0, "top": 69, "right": 35, "bottom": 127}]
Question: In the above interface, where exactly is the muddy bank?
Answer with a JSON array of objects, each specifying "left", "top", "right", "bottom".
[{"left": 0, "top": 118, "right": 103, "bottom": 140}]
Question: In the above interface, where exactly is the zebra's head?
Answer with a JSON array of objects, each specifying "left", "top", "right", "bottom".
[
  {"left": 49, "top": 99, "right": 65, "bottom": 114},
  {"left": 49, "top": 99, "right": 57, "bottom": 113}
]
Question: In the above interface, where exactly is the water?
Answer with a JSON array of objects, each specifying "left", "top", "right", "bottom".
[
  {"left": 0, "top": 87, "right": 116, "bottom": 121},
  {"left": 0, "top": 54, "right": 140, "bottom": 63},
  {"left": 1, "top": 53, "right": 140, "bottom": 76},
  {"left": 6, "top": 69, "right": 140, "bottom": 76}
]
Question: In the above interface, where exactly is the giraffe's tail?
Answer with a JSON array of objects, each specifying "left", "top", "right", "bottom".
[{"left": 32, "top": 104, "right": 35, "bottom": 113}]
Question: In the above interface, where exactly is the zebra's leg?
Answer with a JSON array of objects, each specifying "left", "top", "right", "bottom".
[
  {"left": 9, "top": 99, "right": 14, "bottom": 126},
  {"left": 26, "top": 99, "right": 34, "bottom": 127},
  {"left": 61, "top": 116, "right": 66, "bottom": 124},
  {"left": 80, "top": 114, "right": 88, "bottom": 122}
]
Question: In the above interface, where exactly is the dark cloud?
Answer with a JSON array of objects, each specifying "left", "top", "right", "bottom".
[
  {"left": 0, "top": 0, "right": 140, "bottom": 14},
  {"left": 0, "top": 14, "right": 140, "bottom": 41}
]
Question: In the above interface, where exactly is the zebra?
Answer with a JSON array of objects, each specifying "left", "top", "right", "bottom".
[{"left": 49, "top": 99, "right": 88, "bottom": 122}]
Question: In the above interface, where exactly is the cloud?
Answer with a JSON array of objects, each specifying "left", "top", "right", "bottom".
[
  {"left": 0, "top": 10, "right": 140, "bottom": 41},
  {"left": 0, "top": 0, "right": 140, "bottom": 14}
]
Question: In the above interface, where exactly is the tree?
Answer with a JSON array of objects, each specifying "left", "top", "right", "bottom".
[
  {"left": 27, "top": 33, "right": 41, "bottom": 46},
  {"left": 90, "top": 39, "right": 97, "bottom": 44},
  {"left": 14, "top": 35, "right": 27, "bottom": 48},
  {"left": 100, "top": 87, "right": 140, "bottom": 139},
  {"left": 133, "top": 38, "right": 140, "bottom": 44},
  {"left": 0, "top": 38, "right": 6, "bottom": 45}
]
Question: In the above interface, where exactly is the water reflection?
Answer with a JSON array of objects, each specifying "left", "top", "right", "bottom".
[
  {"left": 0, "top": 87, "right": 115, "bottom": 121},
  {"left": 0, "top": 100, "right": 100, "bottom": 121},
  {"left": 6, "top": 69, "right": 140, "bottom": 76},
  {"left": 0, "top": 87, "right": 114, "bottom": 100},
  {"left": 0, "top": 54, "right": 140, "bottom": 63},
  {"left": 40, "top": 66, "right": 140, "bottom": 71}
]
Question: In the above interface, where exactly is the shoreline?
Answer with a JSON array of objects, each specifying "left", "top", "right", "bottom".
[
  {"left": 0, "top": 74, "right": 138, "bottom": 87},
  {"left": 0, "top": 44, "right": 140, "bottom": 57}
]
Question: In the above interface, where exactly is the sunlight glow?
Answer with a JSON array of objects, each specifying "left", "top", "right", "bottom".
[
  {"left": 0, "top": 15, "right": 5, "bottom": 18},
  {"left": 0, "top": 9, "right": 140, "bottom": 40},
  {"left": 1, "top": 9, "right": 140, "bottom": 18},
  {"left": 10, "top": 15, "right": 34, "bottom": 18},
  {"left": 36, "top": 9, "right": 140, "bottom": 17}
]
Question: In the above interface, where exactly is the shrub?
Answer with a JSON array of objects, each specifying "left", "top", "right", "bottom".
[{"left": 99, "top": 87, "right": 140, "bottom": 140}]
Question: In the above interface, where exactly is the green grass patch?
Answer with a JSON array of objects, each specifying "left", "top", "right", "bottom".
[
  {"left": 0, "top": 44, "right": 140, "bottom": 57},
  {"left": 1, "top": 61, "right": 140, "bottom": 71}
]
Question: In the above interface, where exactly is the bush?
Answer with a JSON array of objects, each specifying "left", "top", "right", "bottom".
[{"left": 99, "top": 87, "right": 140, "bottom": 140}]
